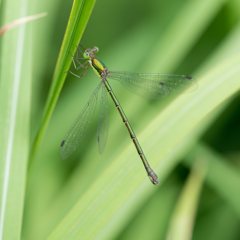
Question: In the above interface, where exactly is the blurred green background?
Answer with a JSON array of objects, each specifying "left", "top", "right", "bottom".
[{"left": 1, "top": 0, "right": 240, "bottom": 239}]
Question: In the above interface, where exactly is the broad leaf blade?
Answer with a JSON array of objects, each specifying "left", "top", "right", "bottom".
[{"left": 0, "top": 1, "right": 32, "bottom": 239}]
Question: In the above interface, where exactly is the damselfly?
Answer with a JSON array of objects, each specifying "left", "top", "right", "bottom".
[{"left": 60, "top": 45, "right": 197, "bottom": 185}]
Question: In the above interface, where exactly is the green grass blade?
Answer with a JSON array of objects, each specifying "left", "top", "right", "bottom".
[
  {"left": 165, "top": 160, "right": 207, "bottom": 240},
  {"left": 196, "top": 20, "right": 240, "bottom": 76},
  {"left": 96, "top": 101, "right": 232, "bottom": 240},
  {"left": 184, "top": 142, "right": 240, "bottom": 219},
  {"left": 30, "top": 0, "right": 96, "bottom": 166},
  {"left": 0, "top": 1, "right": 32, "bottom": 239}
]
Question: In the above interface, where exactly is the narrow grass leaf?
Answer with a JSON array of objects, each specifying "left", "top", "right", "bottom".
[
  {"left": 184, "top": 142, "right": 240, "bottom": 219},
  {"left": 165, "top": 159, "right": 206, "bottom": 240},
  {"left": 30, "top": 0, "right": 96, "bottom": 166}
]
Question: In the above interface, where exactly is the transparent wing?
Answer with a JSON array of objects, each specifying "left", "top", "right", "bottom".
[
  {"left": 108, "top": 71, "right": 197, "bottom": 99},
  {"left": 97, "top": 84, "right": 109, "bottom": 154},
  {"left": 60, "top": 82, "right": 102, "bottom": 159}
]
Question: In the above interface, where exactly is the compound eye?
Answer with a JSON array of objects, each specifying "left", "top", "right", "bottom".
[
  {"left": 83, "top": 51, "right": 89, "bottom": 59},
  {"left": 93, "top": 46, "right": 99, "bottom": 53}
]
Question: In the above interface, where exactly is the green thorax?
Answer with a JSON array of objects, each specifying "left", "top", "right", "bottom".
[{"left": 91, "top": 57, "right": 107, "bottom": 77}]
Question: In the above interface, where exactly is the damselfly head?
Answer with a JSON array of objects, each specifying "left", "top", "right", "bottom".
[{"left": 83, "top": 46, "right": 99, "bottom": 59}]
